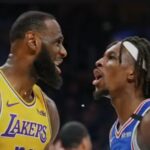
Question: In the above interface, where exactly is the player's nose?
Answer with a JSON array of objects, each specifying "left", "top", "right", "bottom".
[
  {"left": 95, "top": 58, "right": 103, "bottom": 67},
  {"left": 59, "top": 46, "right": 67, "bottom": 58}
]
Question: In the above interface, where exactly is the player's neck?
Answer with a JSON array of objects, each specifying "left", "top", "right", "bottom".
[
  {"left": 1, "top": 64, "right": 36, "bottom": 103},
  {"left": 111, "top": 92, "right": 144, "bottom": 126}
]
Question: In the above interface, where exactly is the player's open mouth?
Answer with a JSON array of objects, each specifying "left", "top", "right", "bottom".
[
  {"left": 92, "top": 75, "right": 103, "bottom": 85},
  {"left": 92, "top": 68, "right": 103, "bottom": 85},
  {"left": 54, "top": 60, "right": 63, "bottom": 74},
  {"left": 55, "top": 65, "right": 61, "bottom": 74}
]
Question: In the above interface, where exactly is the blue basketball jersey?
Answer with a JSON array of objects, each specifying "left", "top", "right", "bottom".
[{"left": 109, "top": 99, "right": 150, "bottom": 150}]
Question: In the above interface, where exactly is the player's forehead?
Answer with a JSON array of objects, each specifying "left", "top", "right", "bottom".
[
  {"left": 44, "top": 19, "right": 62, "bottom": 35},
  {"left": 104, "top": 42, "right": 121, "bottom": 55},
  {"left": 41, "top": 19, "right": 64, "bottom": 43}
]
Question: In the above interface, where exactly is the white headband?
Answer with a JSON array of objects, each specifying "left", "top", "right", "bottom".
[{"left": 123, "top": 41, "right": 146, "bottom": 70}]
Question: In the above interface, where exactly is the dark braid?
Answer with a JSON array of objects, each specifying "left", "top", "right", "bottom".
[{"left": 121, "top": 36, "right": 150, "bottom": 98}]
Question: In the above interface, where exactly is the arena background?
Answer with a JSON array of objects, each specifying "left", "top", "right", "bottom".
[{"left": 0, "top": 1, "right": 150, "bottom": 149}]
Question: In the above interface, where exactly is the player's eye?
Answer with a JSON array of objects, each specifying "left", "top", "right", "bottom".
[{"left": 108, "top": 54, "right": 117, "bottom": 60}]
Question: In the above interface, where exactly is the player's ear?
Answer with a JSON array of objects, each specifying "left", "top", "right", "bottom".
[
  {"left": 127, "top": 67, "right": 135, "bottom": 82},
  {"left": 25, "top": 31, "right": 41, "bottom": 54},
  {"left": 79, "top": 138, "right": 87, "bottom": 150}
]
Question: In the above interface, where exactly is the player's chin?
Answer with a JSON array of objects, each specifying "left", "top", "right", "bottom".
[
  {"left": 49, "top": 77, "right": 63, "bottom": 90},
  {"left": 93, "top": 88, "right": 109, "bottom": 100},
  {"left": 93, "top": 89, "right": 102, "bottom": 100},
  {"left": 42, "top": 73, "right": 63, "bottom": 90}
]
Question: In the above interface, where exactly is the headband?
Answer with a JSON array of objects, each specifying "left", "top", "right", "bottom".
[{"left": 123, "top": 41, "right": 146, "bottom": 70}]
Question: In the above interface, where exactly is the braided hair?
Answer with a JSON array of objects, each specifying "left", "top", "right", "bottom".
[{"left": 120, "top": 36, "right": 150, "bottom": 98}]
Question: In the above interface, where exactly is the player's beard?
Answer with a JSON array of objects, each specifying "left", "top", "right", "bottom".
[
  {"left": 33, "top": 44, "right": 63, "bottom": 90},
  {"left": 93, "top": 89, "right": 110, "bottom": 100}
]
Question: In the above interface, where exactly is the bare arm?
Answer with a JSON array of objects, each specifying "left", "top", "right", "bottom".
[
  {"left": 43, "top": 93, "right": 60, "bottom": 146},
  {"left": 137, "top": 111, "right": 150, "bottom": 150}
]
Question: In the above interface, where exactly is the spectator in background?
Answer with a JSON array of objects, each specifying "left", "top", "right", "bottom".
[{"left": 52, "top": 121, "right": 92, "bottom": 150}]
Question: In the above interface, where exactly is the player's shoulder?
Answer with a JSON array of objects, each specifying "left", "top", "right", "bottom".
[
  {"left": 41, "top": 91, "right": 60, "bottom": 144},
  {"left": 41, "top": 91, "right": 57, "bottom": 111},
  {"left": 140, "top": 109, "right": 150, "bottom": 128},
  {"left": 34, "top": 84, "right": 56, "bottom": 108},
  {"left": 137, "top": 109, "right": 150, "bottom": 149}
]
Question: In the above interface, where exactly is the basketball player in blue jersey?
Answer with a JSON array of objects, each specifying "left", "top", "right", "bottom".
[
  {"left": 0, "top": 11, "right": 67, "bottom": 150},
  {"left": 93, "top": 36, "right": 150, "bottom": 150}
]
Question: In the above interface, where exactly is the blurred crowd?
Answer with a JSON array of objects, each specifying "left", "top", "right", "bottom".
[{"left": 0, "top": 1, "right": 150, "bottom": 149}]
